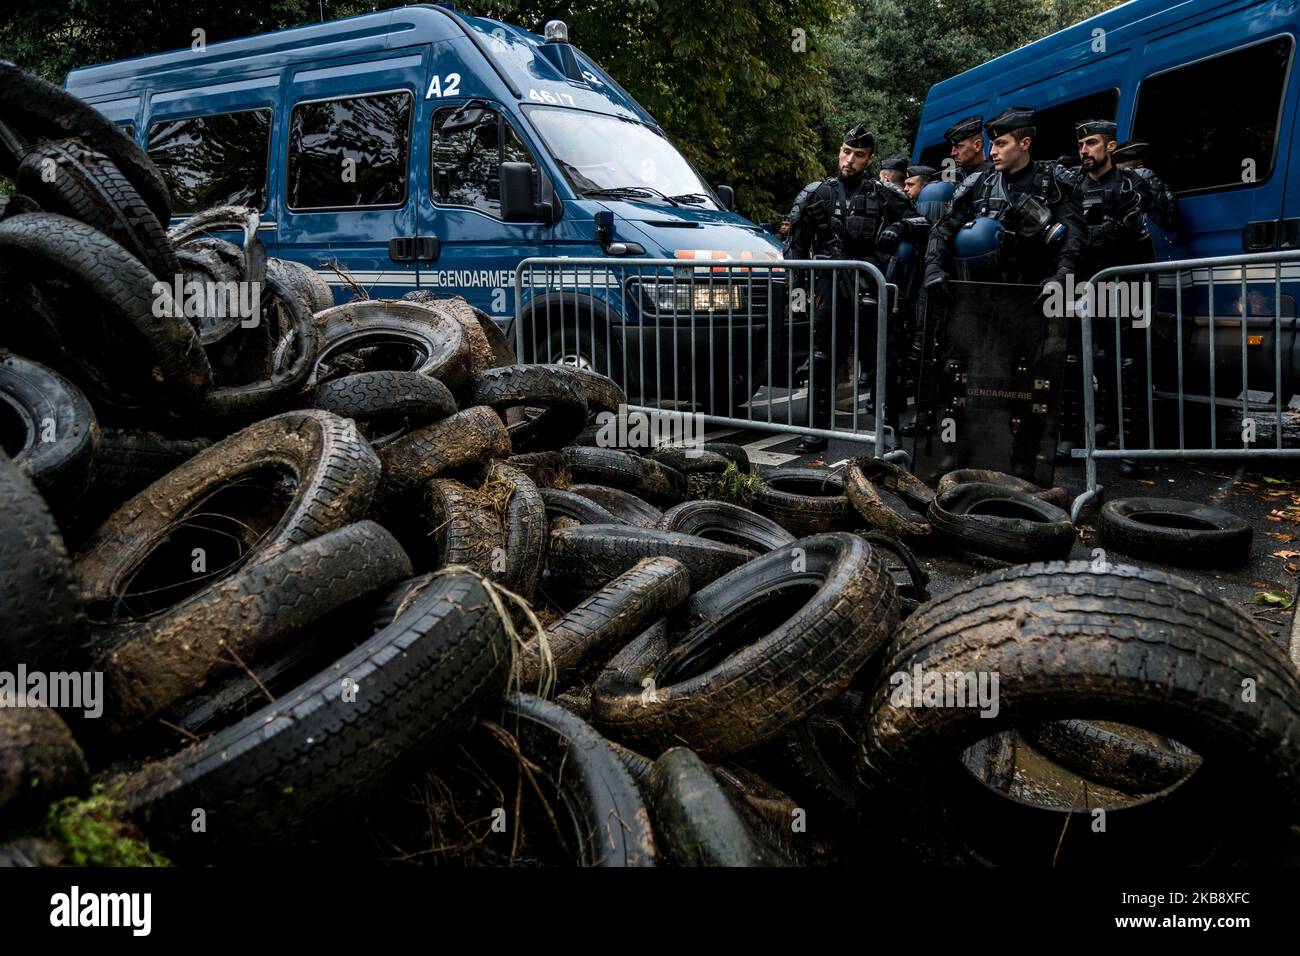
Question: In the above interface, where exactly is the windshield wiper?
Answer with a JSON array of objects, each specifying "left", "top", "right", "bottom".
[
  {"left": 668, "top": 193, "right": 712, "bottom": 205},
  {"left": 584, "top": 185, "right": 680, "bottom": 207}
]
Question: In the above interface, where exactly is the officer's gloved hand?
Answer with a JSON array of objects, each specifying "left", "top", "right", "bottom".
[
  {"left": 1034, "top": 274, "right": 1068, "bottom": 311},
  {"left": 923, "top": 271, "right": 949, "bottom": 303},
  {"left": 877, "top": 225, "right": 903, "bottom": 255}
]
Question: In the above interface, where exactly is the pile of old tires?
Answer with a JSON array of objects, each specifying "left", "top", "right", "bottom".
[{"left": 2, "top": 62, "right": 1298, "bottom": 867}]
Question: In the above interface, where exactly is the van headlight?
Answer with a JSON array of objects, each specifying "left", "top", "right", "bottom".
[{"left": 637, "top": 281, "right": 745, "bottom": 314}]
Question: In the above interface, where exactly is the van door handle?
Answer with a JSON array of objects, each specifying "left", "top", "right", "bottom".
[
  {"left": 1244, "top": 220, "right": 1279, "bottom": 252},
  {"left": 388, "top": 237, "right": 416, "bottom": 262},
  {"left": 416, "top": 236, "right": 440, "bottom": 262}
]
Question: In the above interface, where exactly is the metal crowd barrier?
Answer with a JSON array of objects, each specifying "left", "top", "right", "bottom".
[
  {"left": 512, "top": 257, "right": 893, "bottom": 458},
  {"left": 1074, "top": 249, "right": 1300, "bottom": 520}
]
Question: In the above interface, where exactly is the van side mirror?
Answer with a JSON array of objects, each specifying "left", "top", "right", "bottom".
[
  {"left": 716, "top": 184, "right": 735, "bottom": 211},
  {"left": 438, "top": 105, "right": 486, "bottom": 135},
  {"left": 500, "top": 161, "right": 552, "bottom": 222}
]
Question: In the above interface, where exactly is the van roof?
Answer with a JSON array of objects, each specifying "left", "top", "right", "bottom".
[
  {"left": 917, "top": 0, "right": 1243, "bottom": 147},
  {"left": 66, "top": 4, "right": 655, "bottom": 125}
]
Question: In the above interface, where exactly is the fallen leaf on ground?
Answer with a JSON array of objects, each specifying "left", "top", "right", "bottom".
[{"left": 1254, "top": 589, "right": 1295, "bottom": 609}]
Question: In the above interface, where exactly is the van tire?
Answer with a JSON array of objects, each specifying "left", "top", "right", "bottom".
[
  {"left": 462, "top": 364, "right": 589, "bottom": 452},
  {"left": 94, "top": 521, "right": 411, "bottom": 735},
  {"left": 117, "top": 569, "right": 513, "bottom": 858},
  {"left": 928, "top": 481, "right": 1076, "bottom": 562},
  {"left": 1098, "top": 497, "right": 1251, "bottom": 567},
  {"left": 591, "top": 533, "right": 899, "bottom": 759},
  {"left": 0, "top": 452, "right": 87, "bottom": 673},
  {"left": 0, "top": 213, "right": 210, "bottom": 409},
  {"left": 0, "top": 61, "right": 172, "bottom": 223},
  {"left": 657, "top": 500, "right": 796, "bottom": 554},
  {"left": 76, "top": 410, "right": 381, "bottom": 613},
  {"left": 15, "top": 139, "right": 178, "bottom": 282},
  {"left": 0, "top": 353, "right": 99, "bottom": 506},
  {"left": 562, "top": 446, "right": 688, "bottom": 504},
  {"left": 547, "top": 523, "right": 753, "bottom": 594},
  {"left": 753, "top": 466, "right": 853, "bottom": 536},
  {"left": 570, "top": 484, "right": 662, "bottom": 528}
]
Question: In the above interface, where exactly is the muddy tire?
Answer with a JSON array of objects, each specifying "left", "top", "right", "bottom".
[
  {"left": 507, "top": 450, "right": 571, "bottom": 489},
  {"left": 547, "top": 523, "right": 753, "bottom": 594},
  {"left": 843, "top": 458, "right": 932, "bottom": 540},
  {"left": 1022, "top": 719, "right": 1201, "bottom": 794},
  {"left": 0, "top": 213, "right": 210, "bottom": 410},
  {"left": 592, "top": 533, "right": 899, "bottom": 759},
  {"left": 267, "top": 258, "right": 335, "bottom": 314},
  {"left": 313, "top": 300, "right": 470, "bottom": 389},
  {"left": 858, "top": 531, "right": 930, "bottom": 617},
  {"left": 462, "top": 364, "right": 589, "bottom": 452},
  {"left": 657, "top": 499, "right": 795, "bottom": 554},
  {"left": 490, "top": 694, "right": 657, "bottom": 866},
  {"left": 570, "top": 483, "right": 662, "bottom": 528},
  {"left": 200, "top": 270, "right": 318, "bottom": 420},
  {"left": 0, "top": 707, "right": 89, "bottom": 822},
  {"left": 0, "top": 61, "right": 172, "bottom": 222},
  {"left": 376, "top": 405, "right": 511, "bottom": 503},
  {"left": 423, "top": 478, "right": 504, "bottom": 577},
  {"left": 489, "top": 461, "right": 547, "bottom": 600},
  {"left": 938, "top": 468, "right": 1069, "bottom": 509},
  {"left": 76, "top": 410, "right": 381, "bottom": 618},
  {"left": 1098, "top": 497, "right": 1251, "bottom": 568},
  {"left": 15, "top": 139, "right": 178, "bottom": 281},
  {"left": 540, "top": 487, "right": 622, "bottom": 526},
  {"left": 753, "top": 466, "right": 853, "bottom": 536},
  {"left": 647, "top": 748, "right": 772, "bottom": 867},
  {"left": 312, "top": 370, "right": 456, "bottom": 449},
  {"left": 75, "top": 429, "right": 208, "bottom": 515},
  {"left": 563, "top": 366, "right": 626, "bottom": 420},
  {"left": 0, "top": 352, "right": 98, "bottom": 506},
  {"left": 563, "top": 446, "right": 688, "bottom": 504},
  {"left": 648, "top": 442, "right": 750, "bottom": 476},
  {"left": 0, "top": 452, "right": 86, "bottom": 672},
  {"left": 117, "top": 569, "right": 512, "bottom": 859},
  {"left": 406, "top": 294, "right": 515, "bottom": 371},
  {"left": 519, "top": 556, "right": 690, "bottom": 691},
  {"left": 928, "top": 481, "right": 1076, "bottom": 562},
  {"left": 94, "top": 521, "right": 411, "bottom": 735},
  {"left": 857, "top": 562, "right": 1300, "bottom": 864}
]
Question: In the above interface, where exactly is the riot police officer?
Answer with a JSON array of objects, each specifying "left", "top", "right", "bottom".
[
  {"left": 945, "top": 115, "right": 992, "bottom": 183},
  {"left": 879, "top": 155, "right": 910, "bottom": 189},
  {"left": 786, "top": 122, "right": 916, "bottom": 452},
  {"left": 905, "top": 164, "right": 938, "bottom": 201},
  {"left": 923, "top": 107, "right": 1084, "bottom": 296},
  {"left": 1059, "top": 119, "right": 1179, "bottom": 471}
]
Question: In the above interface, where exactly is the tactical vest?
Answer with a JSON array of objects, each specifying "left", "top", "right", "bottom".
[
  {"left": 966, "top": 163, "right": 1060, "bottom": 237},
  {"left": 816, "top": 177, "right": 885, "bottom": 257}
]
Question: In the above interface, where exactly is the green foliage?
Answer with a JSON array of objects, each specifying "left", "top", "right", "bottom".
[
  {"left": 689, "top": 461, "right": 762, "bottom": 506},
  {"left": 43, "top": 783, "right": 170, "bottom": 867},
  {"left": 825, "top": 0, "right": 1124, "bottom": 163}
]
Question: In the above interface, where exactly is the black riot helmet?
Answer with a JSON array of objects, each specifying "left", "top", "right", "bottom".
[{"left": 843, "top": 123, "right": 875, "bottom": 150}]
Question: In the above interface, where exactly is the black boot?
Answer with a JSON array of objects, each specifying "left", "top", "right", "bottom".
[{"left": 800, "top": 350, "right": 833, "bottom": 454}]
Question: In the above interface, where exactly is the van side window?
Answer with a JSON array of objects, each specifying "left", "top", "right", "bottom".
[
  {"left": 431, "top": 107, "right": 538, "bottom": 217},
  {"left": 147, "top": 108, "right": 272, "bottom": 214},
  {"left": 1133, "top": 36, "right": 1292, "bottom": 193},
  {"left": 287, "top": 91, "right": 413, "bottom": 210},
  {"left": 1028, "top": 90, "right": 1118, "bottom": 164}
]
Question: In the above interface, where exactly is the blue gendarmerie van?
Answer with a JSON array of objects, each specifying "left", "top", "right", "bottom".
[
  {"left": 913, "top": 0, "right": 1300, "bottom": 408},
  {"left": 66, "top": 5, "right": 784, "bottom": 395}
]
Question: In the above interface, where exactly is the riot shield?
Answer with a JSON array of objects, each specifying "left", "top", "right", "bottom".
[{"left": 910, "top": 280, "right": 1066, "bottom": 487}]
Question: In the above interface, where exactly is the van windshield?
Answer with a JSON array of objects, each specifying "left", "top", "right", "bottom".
[{"left": 527, "top": 107, "right": 718, "bottom": 209}]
